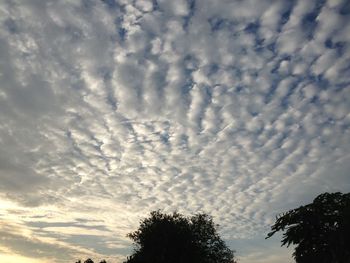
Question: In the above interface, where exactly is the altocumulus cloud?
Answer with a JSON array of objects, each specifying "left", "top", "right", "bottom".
[{"left": 0, "top": 0, "right": 350, "bottom": 262}]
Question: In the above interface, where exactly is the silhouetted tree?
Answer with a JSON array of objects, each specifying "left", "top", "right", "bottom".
[
  {"left": 75, "top": 259, "right": 107, "bottom": 263},
  {"left": 266, "top": 192, "right": 350, "bottom": 263},
  {"left": 124, "top": 210, "right": 236, "bottom": 263}
]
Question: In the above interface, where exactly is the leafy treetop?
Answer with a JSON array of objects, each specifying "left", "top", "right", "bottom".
[
  {"left": 125, "top": 210, "right": 236, "bottom": 263},
  {"left": 266, "top": 192, "right": 350, "bottom": 263}
]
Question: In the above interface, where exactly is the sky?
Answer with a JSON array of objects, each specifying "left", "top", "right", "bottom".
[{"left": 0, "top": 0, "right": 349, "bottom": 262}]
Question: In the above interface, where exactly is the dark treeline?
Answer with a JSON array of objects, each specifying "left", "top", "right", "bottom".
[{"left": 76, "top": 192, "right": 350, "bottom": 263}]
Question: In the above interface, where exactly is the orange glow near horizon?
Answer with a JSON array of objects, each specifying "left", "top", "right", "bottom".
[{"left": 0, "top": 253, "right": 48, "bottom": 263}]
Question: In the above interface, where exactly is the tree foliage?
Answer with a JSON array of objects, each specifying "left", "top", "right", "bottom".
[
  {"left": 266, "top": 192, "right": 350, "bottom": 263},
  {"left": 75, "top": 259, "right": 107, "bottom": 263},
  {"left": 124, "top": 210, "right": 236, "bottom": 263}
]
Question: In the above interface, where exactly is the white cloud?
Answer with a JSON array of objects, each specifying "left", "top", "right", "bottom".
[{"left": 0, "top": 0, "right": 349, "bottom": 263}]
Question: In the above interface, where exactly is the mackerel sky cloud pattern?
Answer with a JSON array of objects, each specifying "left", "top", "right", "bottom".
[{"left": 0, "top": 0, "right": 350, "bottom": 262}]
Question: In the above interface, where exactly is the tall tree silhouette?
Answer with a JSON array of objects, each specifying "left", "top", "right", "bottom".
[
  {"left": 266, "top": 192, "right": 350, "bottom": 263},
  {"left": 124, "top": 210, "right": 236, "bottom": 263}
]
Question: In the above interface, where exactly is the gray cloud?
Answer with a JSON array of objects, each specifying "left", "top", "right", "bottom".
[{"left": 0, "top": 221, "right": 82, "bottom": 262}]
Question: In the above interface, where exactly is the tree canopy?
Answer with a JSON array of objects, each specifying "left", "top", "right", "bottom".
[
  {"left": 124, "top": 210, "right": 236, "bottom": 263},
  {"left": 75, "top": 259, "right": 107, "bottom": 263},
  {"left": 266, "top": 192, "right": 350, "bottom": 263}
]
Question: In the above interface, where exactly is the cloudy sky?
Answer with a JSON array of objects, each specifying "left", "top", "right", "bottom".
[{"left": 0, "top": 0, "right": 350, "bottom": 262}]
